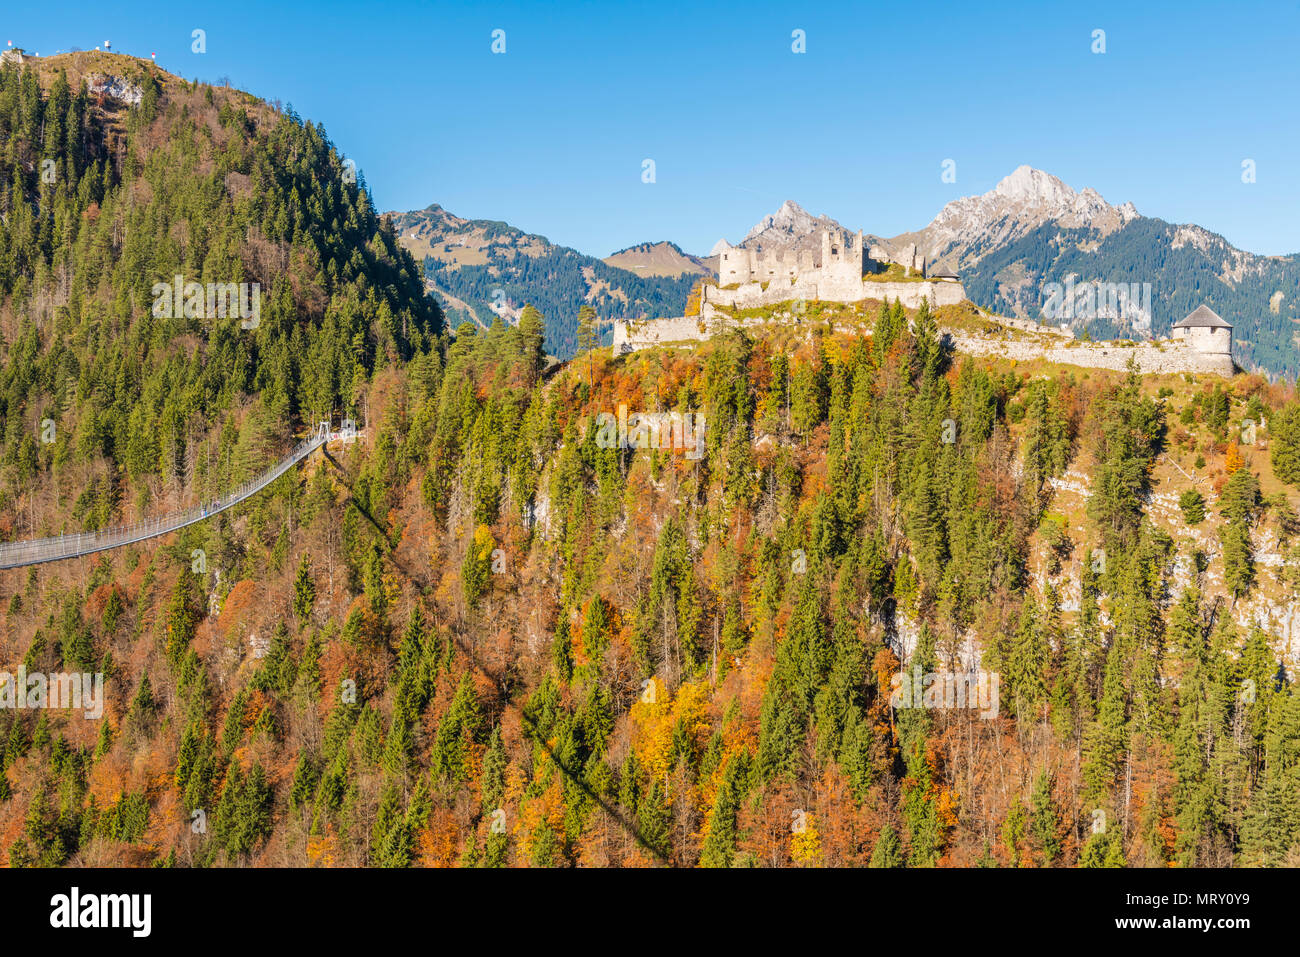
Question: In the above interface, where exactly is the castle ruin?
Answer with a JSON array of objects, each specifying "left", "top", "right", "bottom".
[
  {"left": 705, "top": 229, "right": 966, "bottom": 320},
  {"left": 718, "top": 230, "right": 877, "bottom": 286},
  {"left": 717, "top": 231, "right": 936, "bottom": 288}
]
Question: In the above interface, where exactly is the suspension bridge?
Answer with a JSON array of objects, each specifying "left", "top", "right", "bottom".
[{"left": 0, "top": 420, "right": 358, "bottom": 570}]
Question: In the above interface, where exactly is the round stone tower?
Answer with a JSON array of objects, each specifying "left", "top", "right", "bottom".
[
  {"left": 1172, "top": 304, "right": 1232, "bottom": 354},
  {"left": 1171, "top": 304, "right": 1234, "bottom": 375}
]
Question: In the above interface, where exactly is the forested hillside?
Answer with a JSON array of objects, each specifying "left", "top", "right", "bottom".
[
  {"left": 4, "top": 55, "right": 1300, "bottom": 870},
  {"left": 0, "top": 52, "right": 440, "bottom": 536},
  {"left": 388, "top": 204, "right": 696, "bottom": 358}
]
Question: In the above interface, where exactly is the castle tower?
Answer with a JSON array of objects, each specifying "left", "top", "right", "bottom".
[
  {"left": 902, "top": 243, "right": 918, "bottom": 277},
  {"left": 717, "top": 241, "right": 738, "bottom": 284},
  {"left": 1171, "top": 304, "right": 1232, "bottom": 357}
]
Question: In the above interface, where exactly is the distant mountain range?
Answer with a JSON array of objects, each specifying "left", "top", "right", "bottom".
[
  {"left": 386, "top": 205, "right": 699, "bottom": 359},
  {"left": 393, "top": 168, "right": 1300, "bottom": 373}
]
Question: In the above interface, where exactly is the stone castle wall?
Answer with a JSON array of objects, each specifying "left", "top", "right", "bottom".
[
  {"left": 719, "top": 245, "right": 818, "bottom": 284},
  {"left": 947, "top": 330, "right": 1236, "bottom": 377},
  {"left": 994, "top": 316, "right": 1075, "bottom": 338},
  {"left": 701, "top": 276, "right": 968, "bottom": 316},
  {"left": 612, "top": 316, "right": 712, "bottom": 353},
  {"left": 613, "top": 308, "right": 1237, "bottom": 377}
]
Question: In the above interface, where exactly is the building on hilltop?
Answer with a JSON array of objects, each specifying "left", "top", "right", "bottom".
[
  {"left": 718, "top": 230, "right": 945, "bottom": 287},
  {"left": 1171, "top": 304, "right": 1232, "bottom": 358},
  {"left": 0, "top": 47, "right": 27, "bottom": 66},
  {"left": 615, "top": 229, "right": 971, "bottom": 355},
  {"left": 716, "top": 229, "right": 953, "bottom": 288},
  {"left": 819, "top": 230, "right": 868, "bottom": 284},
  {"left": 705, "top": 229, "right": 964, "bottom": 318},
  {"left": 717, "top": 230, "right": 873, "bottom": 286}
]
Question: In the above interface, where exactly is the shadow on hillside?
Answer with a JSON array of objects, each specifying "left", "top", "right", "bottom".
[{"left": 322, "top": 448, "right": 670, "bottom": 865}]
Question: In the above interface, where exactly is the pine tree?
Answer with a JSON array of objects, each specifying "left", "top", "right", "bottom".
[
  {"left": 1083, "top": 639, "right": 1128, "bottom": 805},
  {"left": 636, "top": 779, "right": 671, "bottom": 863},
  {"left": 1271, "top": 402, "right": 1300, "bottom": 488},
  {"left": 517, "top": 304, "right": 546, "bottom": 384},
  {"left": 699, "top": 752, "right": 749, "bottom": 867},
  {"left": 1179, "top": 489, "right": 1205, "bottom": 525},
  {"left": 292, "top": 553, "right": 316, "bottom": 625},
  {"left": 462, "top": 525, "right": 495, "bottom": 610},
  {"left": 1078, "top": 828, "right": 1125, "bottom": 867},
  {"left": 869, "top": 823, "right": 904, "bottom": 867},
  {"left": 576, "top": 304, "right": 597, "bottom": 389},
  {"left": 481, "top": 726, "right": 507, "bottom": 818},
  {"left": 1029, "top": 769, "right": 1063, "bottom": 865}
]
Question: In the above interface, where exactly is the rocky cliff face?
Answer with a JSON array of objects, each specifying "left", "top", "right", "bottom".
[
  {"left": 86, "top": 73, "right": 143, "bottom": 105},
  {"left": 741, "top": 199, "right": 839, "bottom": 246},
  {"left": 912, "top": 166, "right": 1140, "bottom": 269}
]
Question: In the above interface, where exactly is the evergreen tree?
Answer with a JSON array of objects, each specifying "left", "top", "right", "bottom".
[
  {"left": 293, "top": 553, "right": 316, "bottom": 625},
  {"left": 869, "top": 824, "right": 905, "bottom": 868},
  {"left": 517, "top": 304, "right": 546, "bottom": 384},
  {"left": 1272, "top": 402, "right": 1300, "bottom": 488},
  {"left": 576, "top": 304, "right": 597, "bottom": 389}
]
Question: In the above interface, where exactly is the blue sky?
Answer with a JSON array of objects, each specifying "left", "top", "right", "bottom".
[{"left": 9, "top": 1, "right": 1299, "bottom": 257}]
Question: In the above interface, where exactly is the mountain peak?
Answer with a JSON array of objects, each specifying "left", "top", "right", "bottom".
[
  {"left": 603, "top": 240, "right": 709, "bottom": 278},
  {"left": 919, "top": 167, "right": 1140, "bottom": 268},
  {"left": 982, "top": 165, "right": 1138, "bottom": 224},
  {"left": 738, "top": 199, "right": 846, "bottom": 249},
  {"left": 991, "top": 166, "right": 1076, "bottom": 207},
  {"left": 742, "top": 200, "right": 818, "bottom": 244}
]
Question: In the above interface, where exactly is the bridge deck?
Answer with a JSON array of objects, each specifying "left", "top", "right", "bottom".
[{"left": 0, "top": 426, "right": 348, "bottom": 570}]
